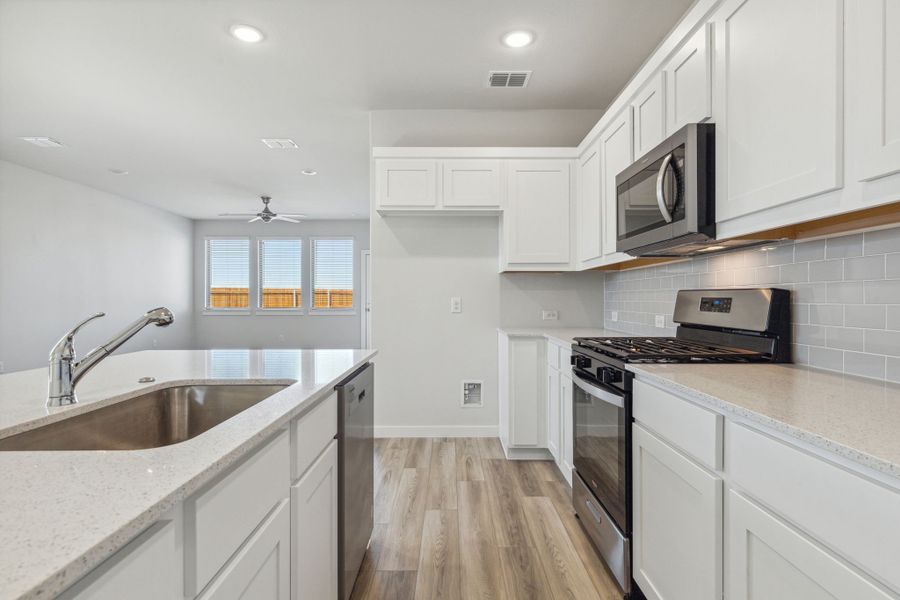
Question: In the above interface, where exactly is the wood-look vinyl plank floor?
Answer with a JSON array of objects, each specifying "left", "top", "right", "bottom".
[{"left": 352, "top": 438, "right": 621, "bottom": 600}]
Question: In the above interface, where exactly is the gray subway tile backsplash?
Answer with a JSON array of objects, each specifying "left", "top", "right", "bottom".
[{"left": 603, "top": 226, "right": 900, "bottom": 382}]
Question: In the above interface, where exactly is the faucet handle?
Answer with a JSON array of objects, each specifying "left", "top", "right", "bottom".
[{"left": 50, "top": 312, "right": 106, "bottom": 360}]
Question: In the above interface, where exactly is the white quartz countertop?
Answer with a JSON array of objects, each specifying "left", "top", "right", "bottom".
[
  {"left": 0, "top": 348, "right": 377, "bottom": 600},
  {"left": 498, "top": 327, "right": 622, "bottom": 347},
  {"left": 630, "top": 363, "right": 900, "bottom": 479}
]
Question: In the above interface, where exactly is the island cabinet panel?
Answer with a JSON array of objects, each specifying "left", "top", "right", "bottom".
[
  {"left": 633, "top": 424, "right": 722, "bottom": 600},
  {"left": 664, "top": 23, "right": 713, "bottom": 135},
  {"left": 726, "top": 490, "right": 894, "bottom": 600},
  {"left": 292, "top": 439, "right": 339, "bottom": 600},
  {"left": 852, "top": 0, "right": 900, "bottom": 182},
  {"left": 185, "top": 430, "right": 291, "bottom": 596},
  {"left": 293, "top": 392, "right": 337, "bottom": 481},
  {"left": 713, "top": 0, "right": 843, "bottom": 221},
  {"left": 198, "top": 499, "right": 291, "bottom": 600},
  {"left": 59, "top": 520, "right": 179, "bottom": 600}
]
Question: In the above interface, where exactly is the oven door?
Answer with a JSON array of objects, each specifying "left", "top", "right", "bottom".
[{"left": 573, "top": 373, "right": 628, "bottom": 534}]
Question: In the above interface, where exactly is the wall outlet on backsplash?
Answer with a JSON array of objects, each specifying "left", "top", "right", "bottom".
[
  {"left": 542, "top": 309, "right": 559, "bottom": 321},
  {"left": 655, "top": 315, "right": 666, "bottom": 328},
  {"left": 611, "top": 311, "right": 618, "bottom": 322}
]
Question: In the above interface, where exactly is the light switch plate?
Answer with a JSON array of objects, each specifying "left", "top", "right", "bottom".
[
  {"left": 655, "top": 315, "right": 666, "bottom": 328},
  {"left": 542, "top": 310, "right": 558, "bottom": 321},
  {"left": 450, "top": 297, "right": 462, "bottom": 313}
]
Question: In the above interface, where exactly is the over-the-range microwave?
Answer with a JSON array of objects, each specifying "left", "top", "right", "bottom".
[{"left": 615, "top": 123, "right": 717, "bottom": 257}]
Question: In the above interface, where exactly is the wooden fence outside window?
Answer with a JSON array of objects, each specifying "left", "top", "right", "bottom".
[{"left": 208, "top": 288, "right": 352, "bottom": 309}]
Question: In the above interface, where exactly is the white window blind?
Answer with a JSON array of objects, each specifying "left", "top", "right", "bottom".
[
  {"left": 206, "top": 238, "right": 250, "bottom": 309},
  {"left": 258, "top": 239, "right": 302, "bottom": 309},
  {"left": 312, "top": 238, "right": 354, "bottom": 309}
]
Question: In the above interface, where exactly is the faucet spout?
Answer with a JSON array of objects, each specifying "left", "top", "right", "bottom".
[{"left": 48, "top": 307, "right": 174, "bottom": 407}]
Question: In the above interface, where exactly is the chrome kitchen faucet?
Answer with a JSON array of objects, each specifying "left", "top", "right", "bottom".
[{"left": 48, "top": 307, "right": 174, "bottom": 407}]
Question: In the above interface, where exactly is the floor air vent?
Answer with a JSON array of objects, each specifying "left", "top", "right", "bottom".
[
  {"left": 462, "top": 381, "right": 483, "bottom": 407},
  {"left": 487, "top": 71, "right": 532, "bottom": 88}
]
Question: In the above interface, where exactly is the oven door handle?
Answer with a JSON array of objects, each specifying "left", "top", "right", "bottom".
[{"left": 573, "top": 375, "right": 625, "bottom": 409}]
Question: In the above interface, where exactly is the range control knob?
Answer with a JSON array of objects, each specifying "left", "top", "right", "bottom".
[
  {"left": 572, "top": 355, "right": 590, "bottom": 369},
  {"left": 600, "top": 367, "right": 622, "bottom": 384}
]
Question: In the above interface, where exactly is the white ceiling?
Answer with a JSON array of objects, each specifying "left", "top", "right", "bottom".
[{"left": 0, "top": 0, "right": 693, "bottom": 219}]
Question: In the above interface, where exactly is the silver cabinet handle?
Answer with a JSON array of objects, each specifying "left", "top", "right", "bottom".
[{"left": 656, "top": 152, "right": 674, "bottom": 223}]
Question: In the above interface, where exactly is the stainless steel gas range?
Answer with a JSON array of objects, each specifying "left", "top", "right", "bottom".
[{"left": 570, "top": 288, "right": 792, "bottom": 599}]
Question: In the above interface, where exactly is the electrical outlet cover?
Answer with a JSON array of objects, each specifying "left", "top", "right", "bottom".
[
  {"left": 611, "top": 311, "right": 618, "bottom": 322},
  {"left": 542, "top": 310, "right": 558, "bottom": 321},
  {"left": 655, "top": 315, "right": 666, "bottom": 328},
  {"left": 450, "top": 297, "right": 462, "bottom": 313}
]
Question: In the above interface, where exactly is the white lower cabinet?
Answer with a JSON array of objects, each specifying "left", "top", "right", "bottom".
[
  {"left": 292, "top": 440, "right": 339, "bottom": 600},
  {"left": 632, "top": 424, "right": 722, "bottom": 600},
  {"left": 547, "top": 366, "right": 561, "bottom": 461},
  {"left": 199, "top": 499, "right": 291, "bottom": 600},
  {"left": 498, "top": 332, "right": 546, "bottom": 456},
  {"left": 559, "top": 372, "right": 574, "bottom": 486},
  {"left": 726, "top": 490, "right": 893, "bottom": 600},
  {"left": 59, "top": 520, "right": 179, "bottom": 600}
]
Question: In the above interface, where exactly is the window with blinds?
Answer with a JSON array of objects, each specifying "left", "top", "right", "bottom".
[
  {"left": 258, "top": 239, "right": 302, "bottom": 309},
  {"left": 206, "top": 238, "right": 250, "bottom": 309},
  {"left": 311, "top": 238, "right": 354, "bottom": 309}
]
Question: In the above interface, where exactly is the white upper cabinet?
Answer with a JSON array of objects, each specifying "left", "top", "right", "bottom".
[
  {"left": 441, "top": 159, "right": 503, "bottom": 208},
  {"left": 632, "top": 72, "right": 667, "bottom": 159},
  {"left": 600, "top": 109, "right": 634, "bottom": 257},
  {"left": 577, "top": 142, "right": 603, "bottom": 266},
  {"left": 502, "top": 159, "right": 572, "bottom": 269},
  {"left": 664, "top": 24, "right": 713, "bottom": 135},
  {"left": 852, "top": 0, "right": 900, "bottom": 182},
  {"left": 713, "top": 0, "right": 843, "bottom": 222},
  {"left": 375, "top": 159, "right": 438, "bottom": 209}
]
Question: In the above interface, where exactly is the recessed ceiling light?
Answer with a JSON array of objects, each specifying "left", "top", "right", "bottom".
[
  {"left": 261, "top": 138, "right": 298, "bottom": 149},
  {"left": 108, "top": 168, "right": 129, "bottom": 175},
  {"left": 20, "top": 137, "right": 64, "bottom": 148},
  {"left": 502, "top": 30, "right": 534, "bottom": 48},
  {"left": 301, "top": 169, "right": 317, "bottom": 176},
  {"left": 230, "top": 24, "right": 264, "bottom": 43}
]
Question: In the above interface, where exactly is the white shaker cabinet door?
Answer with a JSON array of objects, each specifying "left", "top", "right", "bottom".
[
  {"left": 577, "top": 142, "right": 603, "bottom": 265},
  {"left": 664, "top": 24, "right": 713, "bottom": 135},
  {"left": 632, "top": 72, "right": 667, "bottom": 160},
  {"left": 559, "top": 372, "right": 574, "bottom": 486},
  {"left": 199, "top": 499, "right": 291, "bottom": 600},
  {"left": 713, "top": 0, "right": 843, "bottom": 221},
  {"left": 292, "top": 439, "right": 339, "bottom": 600},
  {"left": 632, "top": 424, "right": 722, "bottom": 600},
  {"left": 503, "top": 160, "right": 571, "bottom": 266},
  {"left": 726, "top": 490, "right": 894, "bottom": 600},
  {"left": 852, "top": 0, "right": 900, "bottom": 182},
  {"left": 441, "top": 159, "right": 502, "bottom": 208},
  {"left": 547, "top": 366, "right": 560, "bottom": 461},
  {"left": 600, "top": 109, "right": 634, "bottom": 257},
  {"left": 375, "top": 159, "right": 438, "bottom": 209}
]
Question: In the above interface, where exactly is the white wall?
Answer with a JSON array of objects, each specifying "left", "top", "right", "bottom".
[
  {"left": 0, "top": 160, "right": 194, "bottom": 373},
  {"left": 193, "top": 219, "right": 370, "bottom": 350}
]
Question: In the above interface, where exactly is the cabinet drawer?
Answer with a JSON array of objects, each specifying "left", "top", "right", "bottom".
[
  {"left": 633, "top": 379, "right": 723, "bottom": 470},
  {"left": 546, "top": 342, "right": 560, "bottom": 369},
  {"left": 293, "top": 392, "right": 337, "bottom": 481},
  {"left": 185, "top": 430, "right": 290, "bottom": 595},
  {"left": 728, "top": 422, "right": 900, "bottom": 591}
]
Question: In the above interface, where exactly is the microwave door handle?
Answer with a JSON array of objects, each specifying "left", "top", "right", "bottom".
[
  {"left": 573, "top": 375, "right": 625, "bottom": 409},
  {"left": 656, "top": 152, "right": 674, "bottom": 223}
]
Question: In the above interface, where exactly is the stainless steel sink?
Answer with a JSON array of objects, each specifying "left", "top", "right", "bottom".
[{"left": 0, "top": 384, "right": 288, "bottom": 451}]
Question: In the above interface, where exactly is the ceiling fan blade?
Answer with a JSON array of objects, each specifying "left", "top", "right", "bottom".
[
  {"left": 248, "top": 216, "right": 263, "bottom": 223},
  {"left": 278, "top": 214, "right": 307, "bottom": 218},
  {"left": 273, "top": 215, "right": 300, "bottom": 223},
  {"left": 218, "top": 213, "right": 259, "bottom": 217}
]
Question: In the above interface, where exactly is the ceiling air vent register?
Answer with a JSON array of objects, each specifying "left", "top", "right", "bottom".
[{"left": 487, "top": 71, "right": 532, "bottom": 88}]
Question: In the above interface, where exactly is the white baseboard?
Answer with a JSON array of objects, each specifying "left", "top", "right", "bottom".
[
  {"left": 374, "top": 425, "right": 498, "bottom": 438},
  {"left": 504, "top": 446, "right": 554, "bottom": 460}
]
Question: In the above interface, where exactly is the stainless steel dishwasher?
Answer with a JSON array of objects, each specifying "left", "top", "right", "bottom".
[{"left": 336, "top": 363, "right": 374, "bottom": 600}]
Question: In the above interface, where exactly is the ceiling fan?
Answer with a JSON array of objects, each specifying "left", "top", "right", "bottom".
[{"left": 219, "top": 196, "right": 305, "bottom": 223}]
